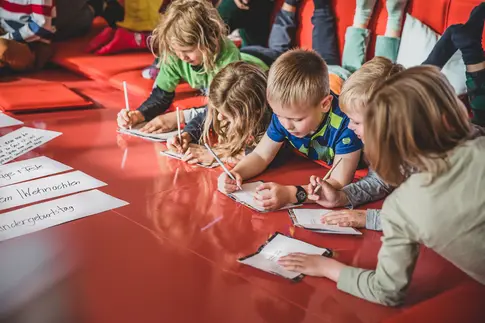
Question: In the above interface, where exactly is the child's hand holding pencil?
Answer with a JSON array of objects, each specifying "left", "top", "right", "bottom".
[{"left": 307, "top": 158, "right": 348, "bottom": 207}]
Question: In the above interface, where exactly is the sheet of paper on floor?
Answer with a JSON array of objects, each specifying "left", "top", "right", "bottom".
[
  {"left": 118, "top": 123, "right": 178, "bottom": 142},
  {"left": 0, "top": 156, "right": 72, "bottom": 187},
  {"left": 290, "top": 209, "right": 362, "bottom": 235},
  {"left": 229, "top": 181, "right": 300, "bottom": 213},
  {"left": 0, "top": 189, "right": 128, "bottom": 242},
  {"left": 0, "top": 127, "right": 62, "bottom": 165},
  {"left": 239, "top": 233, "right": 329, "bottom": 280},
  {"left": 160, "top": 150, "right": 219, "bottom": 168},
  {"left": 0, "top": 170, "right": 106, "bottom": 211},
  {"left": 0, "top": 114, "right": 23, "bottom": 128}
]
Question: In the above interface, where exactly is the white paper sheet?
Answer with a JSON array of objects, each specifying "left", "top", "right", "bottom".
[
  {"left": 0, "top": 127, "right": 62, "bottom": 165},
  {"left": 0, "top": 170, "right": 106, "bottom": 211},
  {"left": 0, "top": 189, "right": 128, "bottom": 242},
  {"left": 118, "top": 123, "right": 178, "bottom": 142},
  {"left": 229, "top": 181, "right": 300, "bottom": 213},
  {"left": 239, "top": 233, "right": 329, "bottom": 279},
  {"left": 290, "top": 209, "right": 362, "bottom": 235},
  {"left": 160, "top": 150, "right": 219, "bottom": 168},
  {"left": 0, "top": 156, "right": 72, "bottom": 187},
  {"left": 0, "top": 114, "right": 23, "bottom": 128}
]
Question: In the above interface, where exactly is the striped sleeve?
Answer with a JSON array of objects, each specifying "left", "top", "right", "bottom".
[{"left": 0, "top": 0, "right": 56, "bottom": 43}]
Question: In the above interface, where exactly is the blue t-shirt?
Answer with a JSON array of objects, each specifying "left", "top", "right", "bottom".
[{"left": 266, "top": 92, "right": 362, "bottom": 165}]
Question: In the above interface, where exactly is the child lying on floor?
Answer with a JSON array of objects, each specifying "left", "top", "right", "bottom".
[
  {"left": 218, "top": 49, "right": 363, "bottom": 211},
  {"left": 166, "top": 62, "right": 271, "bottom": 165}
]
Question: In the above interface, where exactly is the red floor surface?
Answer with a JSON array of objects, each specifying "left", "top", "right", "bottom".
[{"left": 0, "top": 104, "right": 482, "bottom": 323}]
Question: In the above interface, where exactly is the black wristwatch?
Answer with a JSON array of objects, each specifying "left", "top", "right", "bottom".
[{"left": 295, "top": 186, "right": 307, "bottom": 204}]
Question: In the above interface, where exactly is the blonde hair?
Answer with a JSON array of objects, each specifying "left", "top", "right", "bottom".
[
  {"left": 340, "top": 57, "right": 405, "bottom": 113},
  {"left": 267, "top": 49, "right": 329, "bottom": 109},
  {"left": 151, "top": 0, "right": 227, "bottom": 73},
  {"left": 203, "top": 61, "right": 271, "bottom": 157},
  {"left": 365, "top": 66, "right": 473, "bottom": 186}
]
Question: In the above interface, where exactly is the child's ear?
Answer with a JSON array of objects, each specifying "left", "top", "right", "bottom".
[
  {"left": 442, "top": 114, "right": 454, "bottom": 131},
  {"left": 319, "top": 95, "right": 333, "bottom": 113}
]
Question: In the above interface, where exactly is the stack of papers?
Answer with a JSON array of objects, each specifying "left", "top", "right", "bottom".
[
  {"left": 228, "top": 181, "right": 301, "bottom": 213},
  {"left": 289, "top": 209, "right": 362, "bottom": 235},
  {"left": 238, "top": 233, "right": 331, "bottom": 280},
  {"left": 118, "top": 123, "right": 178, "bottom": 142}
]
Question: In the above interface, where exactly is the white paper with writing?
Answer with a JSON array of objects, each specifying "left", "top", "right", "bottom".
[
  {"left": 239, "top": 234, "right": 328, "bottom": 279},
  {"left": 290, "top": 209, "right": 362, "bottom": 235},
  {"left": 0, "top": 189, "right": 128, "bottom": 242},
  {"left": 0, "top": 114, "right": 23, "bottom": 128},
  {"left": 118, "top": 123, "right": 178, "bottom": 142},
  {"left": 0, "top": 127, "right": 62, "bottom": 165},
  {"left": 160, "top": 150, "right": 219, "bottom": 168},
  {"left": 229, "top": 181, "right": 300, "bottom": 213},
  {"left": 0, "top": 156, "right": 72, "bottom": 187},
  {"left": 0, "top": 170, "right": 106, "bottom": 211}
]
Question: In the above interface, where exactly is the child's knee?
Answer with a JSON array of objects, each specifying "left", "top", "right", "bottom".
[{"left": 0, "top": 39, "right": 36, "bottom": 72}]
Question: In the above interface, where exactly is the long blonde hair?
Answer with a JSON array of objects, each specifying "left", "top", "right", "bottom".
[
  {"left": 365, "top": 66, "right": 473, "bottom": 186},
  {"left": 151, "top": 0, "right": 227, "bottom": 73},
  {"left": 202, "top": 62, "right": 271, "bottom": 157}
]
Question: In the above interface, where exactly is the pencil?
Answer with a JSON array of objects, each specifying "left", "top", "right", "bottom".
[
  {"left": 204, "top": 143, "right": 243, "bottom": 190},
  {"left": 314, "top": 158, "right": 342, "bottom": 194},
  {"left": 122, "top": 81, "right": 131, "bottom": 129},
  {"left": 176, "top": 107, "right": 182, "bottom": 143}
]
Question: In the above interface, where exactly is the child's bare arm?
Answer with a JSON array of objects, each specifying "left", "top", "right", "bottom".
[
  {"left": 326, "top": 150, "right": 361, "bottom": 189},
  {"left": 231, "top": 134, "right": 283, "bottom": 180}
]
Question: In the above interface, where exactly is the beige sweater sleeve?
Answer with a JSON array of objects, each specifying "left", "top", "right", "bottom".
[{"left": 336, "top": 195, "right": 420, "bottom": 306}]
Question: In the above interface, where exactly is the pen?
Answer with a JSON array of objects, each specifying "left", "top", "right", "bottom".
[
  {"left": 176, "top": 107, "right": 182, "bottom": 143},
  {"left": 313, "top": 157, "right": 342, "bottom": 194},
  {"left": 122, "top": 81, "right": 131, "bottom": 130},
  {"left": 204, "top": 143, "right": 243, "bottom": 190}
]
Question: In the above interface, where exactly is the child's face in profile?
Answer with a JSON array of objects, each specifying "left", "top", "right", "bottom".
[
  {"left": 345, "top": 106, "right": 365, "bottom": 142},
  {"left": 172, "top": 44, "right": 203, "bottom": 66},
  {"left": 269, "top": 96, "right": 332, "bottom": 138}
]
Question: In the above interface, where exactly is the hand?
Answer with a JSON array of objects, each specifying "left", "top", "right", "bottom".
[
  {"left": 217, "top": 171, "right": 242, "bottom": 194},
  {"left": 117, "top": 109, "right": 144, "bottom": 129},
  {"left": 278, "top": 253, "right": 345, "bottom": 280},
  {"left": 234, "top": 0, "right": 250, "bottom": 10},
  {"left": 307, "top": 176, "right": 349, "bottom": 208},
  {"left": 139, "top": 112, "right": 179, "bottom": 134},
  {"left": 253, "top": 183, "right": 296, "bottom": 211},
  {"left": 167, "top": 132, "right": 192, "bottom": 154},
  {"left": 182, "top": 145, "right": 215, "bottom": 165},
  {"left": 322, "top": 209, "right": 366, "bottom": 228}
]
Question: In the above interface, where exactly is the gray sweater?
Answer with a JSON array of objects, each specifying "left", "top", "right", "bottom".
[{"left": 337, "top": 137, "right": 485, "bottom": 306}]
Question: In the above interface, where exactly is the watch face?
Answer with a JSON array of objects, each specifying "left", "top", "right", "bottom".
[{"left": 297, "top": 190, "right": 306, "bottom": 201}]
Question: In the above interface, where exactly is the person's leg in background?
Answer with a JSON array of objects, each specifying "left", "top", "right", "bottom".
[
  {"left": 374, "top": 0, "right": 409, "bottom": 62},
  {"left": 311, "top": 0, "right": 351, "bottom": 80},
  {"left": 341, "top": 0, "right": 377, "bottom": 73},
  {"left": 54, "top": 0, "right": 96, "bottom": 41},
  {"left": 452, "top": 3, "right": 485, "bottom": 126},
  {"left": 217, "top": 0, "right": 275, "bottom": 47},
  {"left": 240, "top": 0, "right": 301, "bottom": 66}
]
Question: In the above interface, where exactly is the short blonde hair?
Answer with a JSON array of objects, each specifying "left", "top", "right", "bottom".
[
  {"left": 203, "top": 62, "right": 271, "bottom": 157},
  {"left": 267, "top": 49, "right": 329, "bottom": 109},
  {"left": 340, "top": 57, "right": 405, "bottom": 113},
  {"left": 151, "top": 0, "right": 227, "bottom": 73},
  {"left": 365, "top": 66, "right": 472, "bottom": 186}
]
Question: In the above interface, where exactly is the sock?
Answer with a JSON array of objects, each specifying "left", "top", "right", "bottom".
[
  {"left": 86, "top": 27, "right": 116, "bottom": 53},
  {"left": 467, "top": 69, "right": 485, "bottom": 126},
  {"left": 422, "top": 24, "right": 460, "bottom": 68},
  {"left": 353, "top": 0, "right": 378, "bottom": 27},
  {"left": 96, "top": 28, "right": 149, "bottom": 55},
  {"left": 452, "top": 3, "right": 485, "bottom": 65},
  {"left": 385, "top": 0, "right": 409, "bottom": 35},
  {"left": 313, "top": 0, "right": 330, "bottom": 10}
]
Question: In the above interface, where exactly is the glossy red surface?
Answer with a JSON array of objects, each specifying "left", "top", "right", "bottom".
[{"left": 2, "top": 94, "right": 483, "bottom": 322}]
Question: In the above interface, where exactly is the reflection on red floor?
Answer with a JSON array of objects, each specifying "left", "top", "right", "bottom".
[{"left": 1, "top": 107, "right": 484, "bottom": 323}]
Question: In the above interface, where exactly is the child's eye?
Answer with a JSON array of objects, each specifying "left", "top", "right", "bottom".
[{"left": 293, "top": 118, "right": 304, "bottom": 122}]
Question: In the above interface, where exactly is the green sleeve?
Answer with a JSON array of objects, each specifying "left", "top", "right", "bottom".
[
  {"left": 336, "top": 195, "right": 420, "bottom": 306},
  {"left": 155, "top": 57, "right": 182, "bottom": 92}
]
